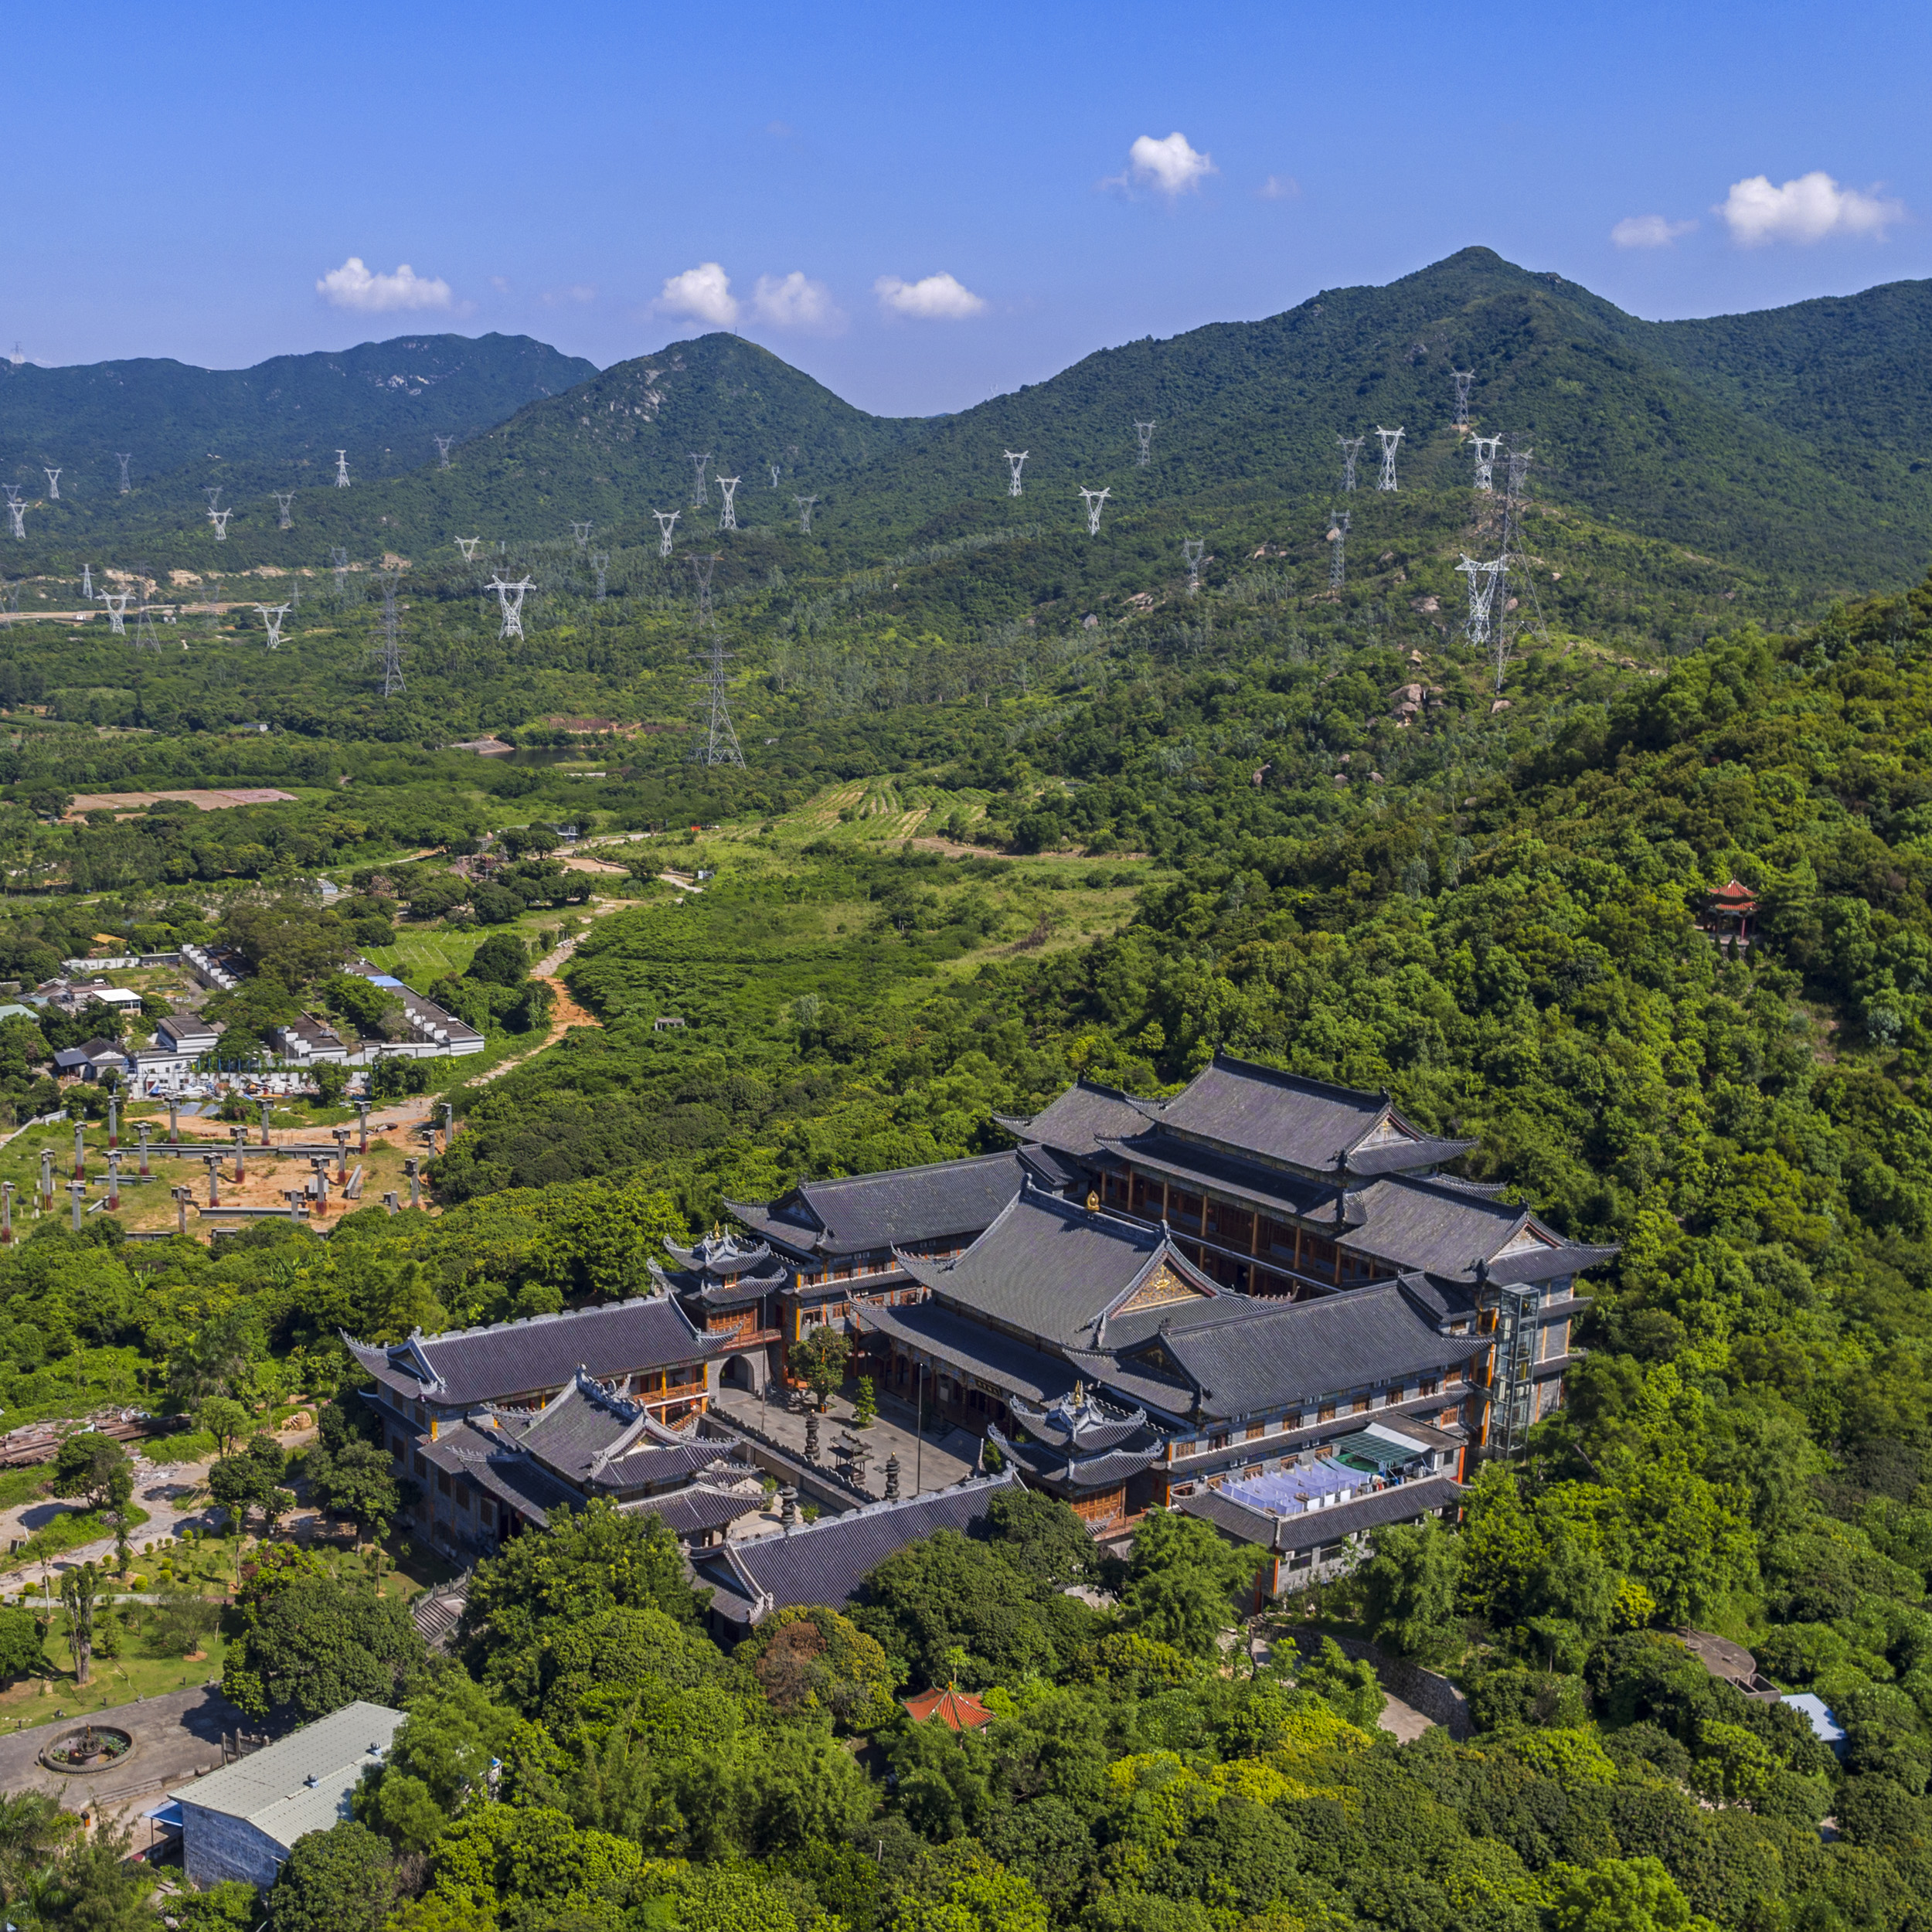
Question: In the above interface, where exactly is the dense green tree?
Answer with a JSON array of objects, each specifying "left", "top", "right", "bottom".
[
  {"left": 1118, "top": 1509, "right": 1259, "bottom": 1655},
  {"left": 265, "top": 1821, "right": 395, "bottom": 1932},
  {"left": 1359, "top": 1518, "right": 1464, "bottom": 1664},
  {"left": 49, "top": 1432, "right": 131, "bottom": 1514},
  {"left": 223, "top": 1572, "right": 430, "bottom": 1720}
]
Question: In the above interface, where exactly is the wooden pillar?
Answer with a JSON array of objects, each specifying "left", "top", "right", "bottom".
[{"left": 1293, "top": 1224, "right": 1302, "bottom": 1274}]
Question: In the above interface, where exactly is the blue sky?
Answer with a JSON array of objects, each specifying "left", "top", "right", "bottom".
[{"left": 13, "top": 0, "right": 1927, "bottom": 415}]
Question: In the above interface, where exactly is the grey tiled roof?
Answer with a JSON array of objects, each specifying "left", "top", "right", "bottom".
[
  {"left": 893, "top": 1185, "right": 1233, "bottom": 1349},
  {"left": 1344, "top": 1173, "right": 1616, "bottom": 1284},
  {"left": 628, "top": 1483, "right": 761, "bottom": 1539},
  {"left": 987, "top": 1423, "right": 1162, "bottom": 1489},
  {"left": 345, "top": 1296, "right": 721, "bottom": 1406},
  {"left": 856, "top": 1298, "right": 1078, "bottom": 1406},
  {"left": 1180, "top": 1473, "right": 1464, "bottom": 1553},
  {"left": 1093, "top": 1131, "right": 1338, "bottom": 1220},
  {"left": 1133, "top": 1053, "right": 1475, "bottom": 1177},
  {"left": 726, "top": 1151, "right": 1026, "bottom": 1259},
  {"left": 1091, "top": 1279, "right": 1479, "bottom": 1423},
  {"left": 995, "top": 1080, "right": 1151, "bottom": 1158},
  {"left": 695, "top": 1471, "right": 1022, "bottom": 1622}
]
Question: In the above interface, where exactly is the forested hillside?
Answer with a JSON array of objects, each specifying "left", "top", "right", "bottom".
[{"left": 0, "top": 332, "right": 597, "bottom": 520}]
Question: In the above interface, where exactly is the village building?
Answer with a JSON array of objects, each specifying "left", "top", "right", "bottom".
[{"left": 161, "top": 1701, "right": 403, "bottom": 1887}]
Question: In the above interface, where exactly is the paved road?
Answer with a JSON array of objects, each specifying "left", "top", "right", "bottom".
[{"left": 0, "top": 1681, "right": 252, "bottom": 1817}]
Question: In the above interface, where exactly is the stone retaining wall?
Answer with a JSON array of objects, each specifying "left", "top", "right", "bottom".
[{"left": 1292, "top": 1629, "right": 1472, "bottom": 1739}]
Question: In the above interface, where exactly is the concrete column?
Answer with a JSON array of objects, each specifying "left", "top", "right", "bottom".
[
  {"left": 355, "top": 1100, "right": 370, "bottom": 1154},
  {"left": 73, "top": 1122, "right": 85, "bottom": 1181},
  {"left": 137, "top": 1123, "right": 151, "bottom": 1177},
  {"left": 332, "top": 1129, "right": 350, "bottom": 1182},
  {"left": 232, "top": 1128, "right": 246, "bottom": 1184},
  {"left": 2, "top": 1181, "right": 15, "bottom": 1244},
  {"left": 406, "top": 1158, "right": 420, "bottom": 1210},
  {"left": 68, "top": 1180, "right": 84, "bottom": 1233},
  {"left": 107, "top": 1095, "right": 118, "bottom": 1151},
  {"left": 259, "top": 1097, "right": 272, "bottom": 1147},
  {"left": 106, "top": 1153, "right": 119, "bottom": 1213},
  {"left": 39, "top": 1149, "right": 53, "bottom": 1213},
  {"left": 168, "top": 1099, "right": 179, "bottom": 1145},
  {"left": 172, "top": 1187, "right": 189, "bottom": 1237},
  {"left": 203, "top": 1155, "right": 220, "bottom": 1209}
]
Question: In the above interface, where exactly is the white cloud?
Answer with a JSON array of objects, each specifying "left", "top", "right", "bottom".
[
  {"left": 752, "top": 270, "right": 842, "bottom": 332},
  {"left": 1257, "top": 174, "right": 1300, "bottom": 202},
  {"left": 1717, "top": 170, "right": 1904, "bottom": 246},
  {"left": 540, "top": 284, "right": 597, "bottom": 307},
  {"left": 489, "top": 275, "right": 511, "bottom": 293},
  {"left": 873, "top": 271, "right": 986, "bottom": 320},
  {"left": 1611, "top": 214, "right": 1697, "bottom": 248},
  {"left": 1126, "top": 131, "right": 1216, "bottom": 198},
  {"left": 655, "top": 261, "right": 740, "bottom": 327},
  {"left": 316, "top": 257, "right": 454, "bottom": 312}
]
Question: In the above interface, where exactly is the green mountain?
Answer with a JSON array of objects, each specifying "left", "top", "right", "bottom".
[
  {"left": 0, "top": 330, "right": 598, "bottom": 513},
  {"left": 11, "top": 250, "right": 1932, "bottom": 645}
]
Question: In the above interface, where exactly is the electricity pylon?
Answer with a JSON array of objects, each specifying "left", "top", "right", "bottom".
[
  {"left": 794, "top": 495, "right": 817, "bottom": 534},
  {"left": 1328, "top": 509, "right": 1349, "bottom": 593},
  {"left": 272, "top": 491, "right": 294, "bottom": 529},
  {"left": 689, "top": 453, "right": 711, "bottom": 507},
  {"left": 716, "top": 475, "right": 740, "bottom": 532},
  {"left": 256, "top": 603, "right": 291, "bottom": 649},
  {"left": 1003, "top": 451, "right": 1028, "bottom": 498},
  {"left": 1375, "top": 426, "right": 1403, "bottom": 492},
  {"left": 1077, "top": 486, "right": 1111, "bottom": 536},
  {"left": 99, "top": 590, "right": 129, "bottom": 636},
  {"left": 654, "top": 510, "right": 679, "bottom": 557},
  {"left": 1134, "top": 420, "right": 1155, "bottom": 467},
  {"left": 1472, "top": 434, "right": 1502, "bottom": 492},
  {"left": 115, "top": 453, "right": 131, "bottom": 494},
  {"left": 487, "top": 574, "right": 534, "bottom": 641},
  {"left": 434, "top": 435, "right": 454, "bottom": 470},
  {"left": 1452, "top": 369, "right": 1474, "bottom": 428},
  {"left": 1338, "top": 435, "right": 1363, "bottom": 492},
  {"left": 334, "top": 451, "right": 351, "bottom": 488},
  {"left": 1182, "top": 538, "right": 1205, "bottom": 594},
  {"left": 455, "top": 537, "right": 481, "bottom": 562}
]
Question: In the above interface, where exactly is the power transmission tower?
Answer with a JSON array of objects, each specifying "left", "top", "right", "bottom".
[
  {"left": 80, "top": 563, "right": 92, "bottom": 599},
  {"left": 115, "top": 453, "right": 131, "bottom": 494},
  {"left": 131, "top": 602, "right": 162, "bottom": 653},
  {"left": 272, "top": 491, "right": 294, "bottom": 529},
  {"left": 715, "top": 475, "right": 741, "bottom": 532},
  {"left": 374, "top": 572, "right": 403, "bottom": 692},
  {"left": 1506, "top": 446, "right": 1532, "bottom": 498},
  {"left": 1328, "top": 509, "right": 1349, "bottom": 593},
  {"left": 255, "top": 602, "right": 291, "bottom": 649},
  {"left": 1077, "top": 486, "right": 1111, "bottom": 536},
  {"left": 1472, "top": 434, "right": 1502, "bottom": 492},
  {"left": 4, "top": 493, "right": 22, "bottom": 539},
  {"left": 330, "top": 546, "right": 349, "bottom": 600},
  {"left": 1002, "top": 450, "right": 1028, "bottom": 497},
  {"left": 571, "top": 522, "right": 592, "bottom": 549},
  {"left": 1182, "top": 537, "right": 1205, "bottom": 594},
  {"left": 434, "top": 435, "right": 454, "bottom": 470},
  {"left": 98, "top": 590, "right": 128, "bottom": 636},
  {"left": 591, "top": 552, "right": 609, "bottom": 600},
  {"left": 334, "top": 450, "right": 351, "bottom": 488},
  {"left": 654, "top": 509, "right": 680, "bottom": 557},
  {"left": 692, "top": 631, "right": 745, "bottom": 767},
  {"left": 688, "top": 552, "right": 720, "bottom": 625},
  {"left": 455, "top": 536, "right": 481, "bottom": 562},
  {"left": 204, "top": 487, "right": 222, "bottom": 512},
  {"left": 1457, "top": 553, "right": 1505, "bottom": 650},
  {"left": 769, "top": 462, "right": 781, "bottom": 488},
  {"left": 1452, "top": 369, "right": 1475, "bottom": 428},
  {"left": 1375, "top": 426, "right": 1403, "bottom": 492},
  {"left": 1134, "top": 420, "right": 1155, "bottom": 467},
  {"left": 1338, "top": 435, "right": 1363, "bottom": 492},
  {"left": 486, "top": 574, "right": 534, "bottom": 641},
  {"left": 209, "top": 509, "right": 232, "bottom": 540},
  {"left": 43, "top": 468, "right": 59, "bottom": 500},
  {"left": 689, "top": 453, "right": 711, "bottom": 507},
  {"left": 794, "top": 495, "right": 817, "bottom": 534}
]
